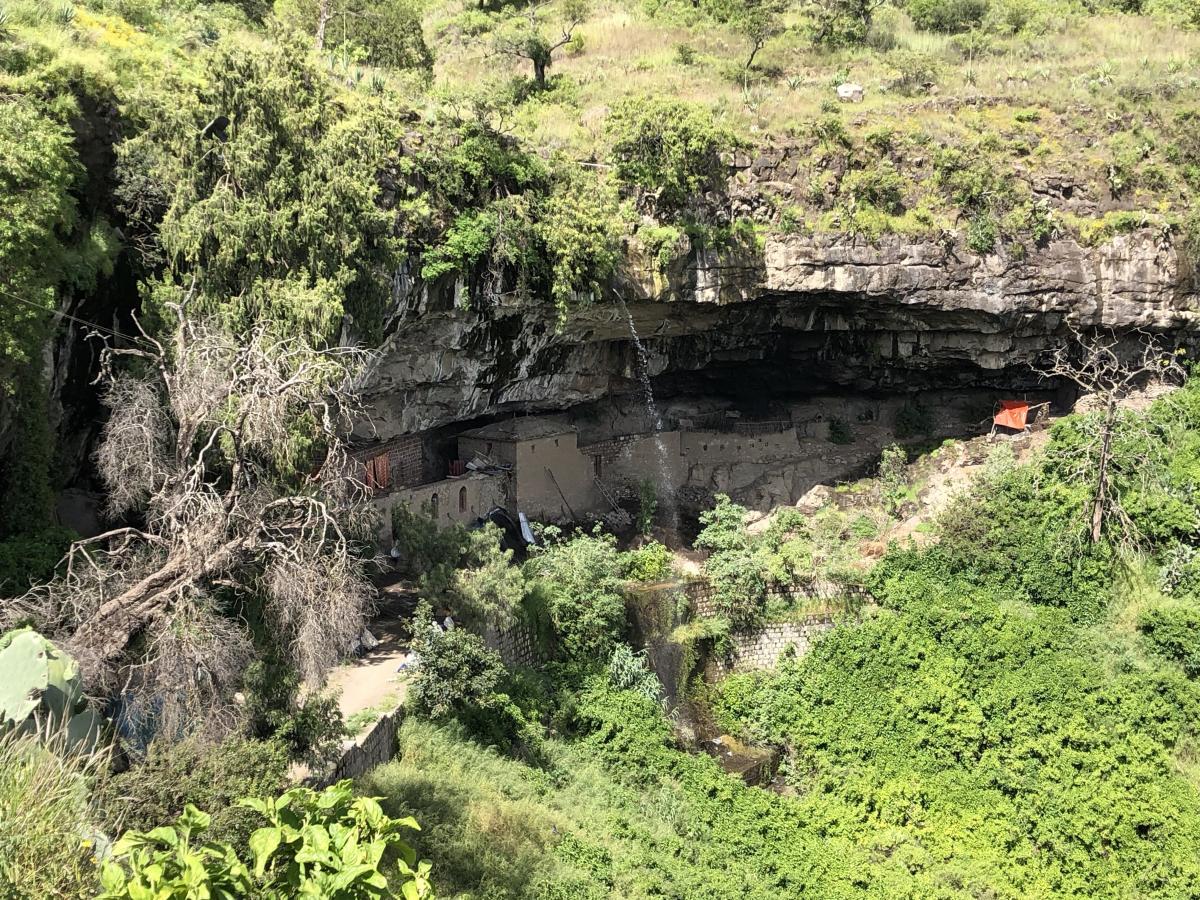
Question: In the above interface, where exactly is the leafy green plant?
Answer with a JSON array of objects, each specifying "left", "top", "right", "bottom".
[
  {"left": 409, "top": 609, "right": 508, "bottom": 720},
  {"left": 98, "top": 804, "right": 254, "bottom": 899},
  {"left": 239, "top": 781, "right": 433, "bottom": 898},
  {"left": 878, "top": 443, "right": 910, "bottom": 515},
  {"left": 452, "top": 524, "right": 528, "bottom": 630},
  {"left": 839, "top": 160, "right": 906, "bottom": 215},
  {"left": 622, "top": 540, "right": 674, "bottom": 582},
  {"left": 95, "top": 736, "right": 290, "bottom": 849},
  {"left": 606, "top": 643, "right": 662, "bottom": 702},
  {"left": 99, "top": 781, "right": 434, "bottom": 899}
]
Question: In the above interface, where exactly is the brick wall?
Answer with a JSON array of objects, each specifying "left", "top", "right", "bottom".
[
  {"left": 711, "top": 617, "right": 835, "bottom": 675},
  {"left": 353, "top": 435, "right": 426, "bottom": 491},
  {"left": 689, "top": 580, "right": 872, "bottom": 619},
  {"left": 483, "top": 620, "right": 543, "bottom": 669}
]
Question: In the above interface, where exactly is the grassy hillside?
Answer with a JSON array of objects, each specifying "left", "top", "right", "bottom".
[{"left": 358, "top": 380, "right": 1200, "bottom": 899}]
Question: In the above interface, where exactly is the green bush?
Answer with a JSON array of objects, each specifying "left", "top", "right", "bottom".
[
  {"left": 242, "top": 656, "right": 344, "bottom": 766},
  {"left": 390, "top": 502, "right": 470, "bottom": 599},
  {"left": 525, "top": 529, "right": 628, "bottom": 659},
  {"left": 452, "top": 524, "right": 528, "bottom": 630},
  {"left": 839, "top": 160, "right": 906, "bottom": 214},
  {"left": 805, "top": 0, "right": 885, "bottom": 46},
  {"left": 94, "top": 736, "right": 289, "bottom": 849},
  {"left": 1139, "top": 603, "right": 1200, "bottom": 675},
  {"left": 621, "top": 540, "right": 674, "bottom": 582},
  {"left": 695, "top": 494, "right": 769, "bottom": 627},
  {"left": 606, "top": 644, "right": 662, "bottom": 702},
  {"left": 884, "top": 49, "right": 942, "bottom": 95},
  {"left": 607, "top": 96, "right": 737, "bottom": 213},
  {"left": 410, "top": 609, "right": 508, "bottom": 720},
  {"left": 275, "top": 0, "right": 434, "bottom": 70},
  {"left": 1146, "top": 0, "right": 1200, "bottom": 29},
  {"left": 907, "top": 0, "right": 989, "bottom": 32}
]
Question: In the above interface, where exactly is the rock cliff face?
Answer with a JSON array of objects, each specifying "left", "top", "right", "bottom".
[{"left": 362, "top": 229, "right": 1198, "bottom": 438}]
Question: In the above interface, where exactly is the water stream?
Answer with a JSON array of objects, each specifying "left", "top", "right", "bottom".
[{"left": 621, "top": 302, "right": 678, "bottom": 530}]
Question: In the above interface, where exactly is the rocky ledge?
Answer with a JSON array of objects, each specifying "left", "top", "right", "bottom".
[{"left": 361, "top": 229, "right": 1199, "bottom": 438}]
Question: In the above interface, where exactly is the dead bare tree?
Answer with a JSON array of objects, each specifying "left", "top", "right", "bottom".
[
  {"left": 6, "top": 300, "right": 379, "bottom": 724},
  {"left": 1040, "top": 326, "right": 1186, "bottom": 546}
]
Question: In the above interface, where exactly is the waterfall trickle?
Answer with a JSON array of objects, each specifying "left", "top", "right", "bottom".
[{"left": 621, "top": 302, "right": 678, "bottom": 530}]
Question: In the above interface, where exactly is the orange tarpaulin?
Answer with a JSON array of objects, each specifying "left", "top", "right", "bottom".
[{"left": 993, "top": 400, "right": 1029, "bottom": 431}]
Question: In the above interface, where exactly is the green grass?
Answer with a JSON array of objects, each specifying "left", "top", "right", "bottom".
[
  {"left": 0, "top": 731, "right": 107, "bottom": 899},
  {"left": 360, "top": 719, "right": 678, "bottom": 899}
]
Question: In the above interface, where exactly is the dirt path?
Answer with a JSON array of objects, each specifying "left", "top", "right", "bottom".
[{"left": 326, "top": 585, "right": 424, "bottom": 734}]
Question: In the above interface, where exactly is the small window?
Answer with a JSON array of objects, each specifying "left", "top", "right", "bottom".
[
  {"left": 554, "top": 438, "right": 559, "bottom": 447},
  {"left": 530, "top": 443, "right": 536, "bottom": 453},
  {"left": 486, "top": 442, "right": 493, "bottom": 455},
  {"left": 458, "top": 486, "right": 468, "bottom": 513},
  {"left": 593, "top": 455, "right": 603, "bottom": 478},
  {"left": 430, "top": 492, "right": 439, "bottom": 520}
]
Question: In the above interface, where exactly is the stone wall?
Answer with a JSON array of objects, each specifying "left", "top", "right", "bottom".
[
  {"left": 679, "top": 428, "right": 799, "bottom": 463},
  {"left": 689, "top": 580, "right": 870, "bottom": 619},
  {"left": 484, "top": 620, "right": 543, "bottom": 669},
  {"left": 322, "top": 706, "right": 405, "bottom": 785},
  {"left": 579, "top": 431, "right": 684, "bottom": 498},
  {"left": 373, "top": 472, "right": 507, "bottom": 539},
  {"left": 711, "top": 616, "right": 836, "bottom": 675}
]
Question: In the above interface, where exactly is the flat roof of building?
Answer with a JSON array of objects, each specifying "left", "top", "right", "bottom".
[{"left": 459, "top": 416, "right": 576, "bottom": 443}]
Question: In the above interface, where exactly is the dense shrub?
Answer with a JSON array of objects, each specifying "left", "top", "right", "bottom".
[
  {"left": 0, "top": 731, "right": 104, "bottom": 898},
  {"left": 695, "top": 494, "right": 767, "bottom": 626},
  {"left": 606, "top": 644, "right": 662, "bottom": 701},
  {"left": 1139, "top": 603, "right": 1200, "bottom": 675},
  {"left": 116, "top": 31, "right": 406, "bottom": 343},
  {"left": 908, "top": 0, "right": 989, "bottom": 32},
  {"left": 452, "top": 524, "right": 528, "bottom": 629},
  {"left": 94, "top": 736, "right": 289, "bottom": 849},
  {"left": 275, "top": 0, "right": 434, "bottom": 70},
  {"left": 621, "top": 540, "right": 674, "bottom": 582},
  {"left": 839, "top": 160, "right": 906, "bottom": 214},
  {"left": 607, "top": 96, "right": 737, "bottom": 213},
  {"left": 714, "top": 588, "right": 1200, "bottom": 896},
  {"left": 409, "top": 609, "right": 509, "bottom": 720},
  {"left": 391, "top": 502, "right": 470, "bottom": 596},
  {"left": 242, "top": 656, "right": 344, "bottom": 766},
  {"left": 882, "top": 461, "right": 1113, "bottom": 621},
  {"left": 524, "top": 529, "right": 628, "bottom": 659}
]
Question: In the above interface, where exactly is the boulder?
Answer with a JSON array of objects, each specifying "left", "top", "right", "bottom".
[{"left": 837, "top": 82, "right": 864, "bottom": 102}]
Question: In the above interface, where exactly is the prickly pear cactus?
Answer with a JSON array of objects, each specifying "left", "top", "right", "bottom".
[{"left": 0, "top": 627, "right": 102, "bottom": 751}]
